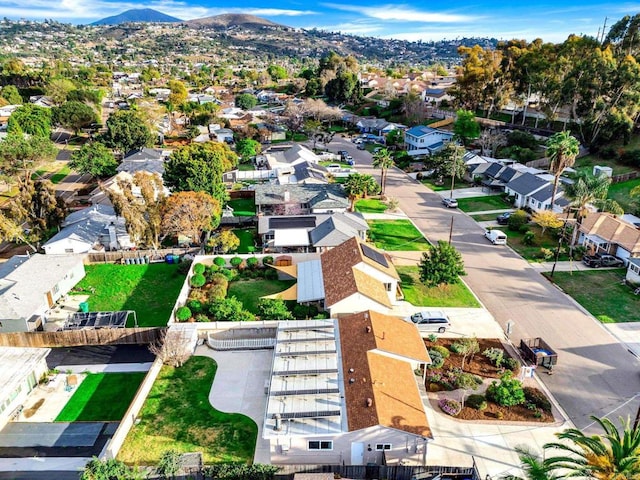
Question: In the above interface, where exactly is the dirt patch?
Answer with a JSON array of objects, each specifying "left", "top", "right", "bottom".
[
  {"left": 424, "top": 337, "right": 554, "bottom": 423},
  {"left": 23, "top": 398, "right": 45, "bottom": 419}
]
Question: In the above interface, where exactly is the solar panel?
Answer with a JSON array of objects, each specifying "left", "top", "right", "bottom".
[
  {"left": 64, "top": 311, "right": 131, "bottom": 329},
  {"left": 269, "top": 216, "right": 317, "bottom": 229},
  {"left": 276, "top": 350, "right": 337, "bottom": 356},
  {"left": 279, "top": 410, "right": 341, "bottom": 420},
  {"left": 270, "top": 388, "right": 340, "bottom": 396},
  {"left": 360, "top": 243, "right": 389, "bottom": 268},
  {"left": 272, "top": 368, "right": 338, "bottom": 376}
]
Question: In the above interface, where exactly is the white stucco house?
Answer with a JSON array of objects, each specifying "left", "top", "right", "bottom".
[{"left": 0, "top": 254, "right": 85, "bottom": 333}]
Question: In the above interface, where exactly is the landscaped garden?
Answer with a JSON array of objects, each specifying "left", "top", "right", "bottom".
[
  {"left": 355, "top": 198, "right": 389, "bottom": 213},
  {"left": 72, "top": 263, "right": 186, "bottom": 327},
  {"left": 55, "top": 372, "right": 146, "bottom": 422},
  {"left": 424, "top": 337, "right": 554, "bottom": 422},
  {"left": 367, "top": 219, "right": 430, "bottom": 251},
  {"left": 397, "top": 266, "right": 479, "bottom": 308},
  {"left": 544, "top": 269, "right": 639, "bottom": 323},
  {"left": 456, "top": 195, "right": 511, "bottom": 213},
  {"left": 118, "top": 356, "right": 257, "bottom": 464},
  {"left": 226, "top": 198, "right": 256, "bottom": 217}
]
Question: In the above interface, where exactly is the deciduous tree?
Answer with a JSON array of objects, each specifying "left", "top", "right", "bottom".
[
  {"left": 235, "top": 138, "right": 261, "bottom": 162},
  {"left": 531, "top": 210, "right": 563, "bottom": 236},
  {"left": 69, "top": 142, "right": 117, "bottom": 178},
  {"left": 257, "top": 298, "right": 294, "bottom": 320},
  {"left": 1, "top": 85, "right": 22, "bottom": 104},
  {"left": 53, "top": 101, "right": 97, "bottom": 134},
  {"left": 207, "top": 230, "right": 240, "bottom": 254},
  {"left": 47, "top": 78, "right": 76, "bottom": 105},
  {"left": 419, "top": 240, "right": 465, "bottom": 287},
  {"left": 0, "top": 134, "right": 57, "bottom": 179},
  {"left": 10, "top": 176, "right": 66, "bottom": 241},
  {"left": 235, "top": 93, "right": 257, "bottom": 110},
  {"left": 7, "top": 104, "right": 52, "bottom": 138},
  {"left": 453, "top": 109, "right": 480, "bottom": 146},
  {"left": 161, "top": 191, "right": 221, "bottom": 244},
  {"left": 102, "top": 110, "right": 153, "bottom": 153}
]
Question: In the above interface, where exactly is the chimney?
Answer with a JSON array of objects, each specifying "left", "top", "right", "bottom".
[{"left": 283, "top": 190, "right": 290, "bottom": 202}]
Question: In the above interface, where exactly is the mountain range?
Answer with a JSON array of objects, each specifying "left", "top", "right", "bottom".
[{"left": 91, "top": 9, "right": 182, "bottom": 25}]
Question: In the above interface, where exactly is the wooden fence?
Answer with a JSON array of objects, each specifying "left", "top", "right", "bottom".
[
  {"left": 611, "top": 171, "right": 640, "bottom": 183},
  {"left": 86, "top": 247, "right": 200, "bottom": 264},
  {"left": 0, "top": 327, "right": 164, "bottom": 348},
  {"left": 272, "top": 463, "right": 480, "bottom": 480}
]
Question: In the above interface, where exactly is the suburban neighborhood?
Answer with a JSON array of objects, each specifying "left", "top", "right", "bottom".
[{"left": 0, "top": 8, "right": 639, "bottom": 480}]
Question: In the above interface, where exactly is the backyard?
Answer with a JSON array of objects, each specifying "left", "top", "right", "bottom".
[
  {"left": 355, "top": 198, "right": 389, "bottom": 213},
  {"left": 226, "top": 198, "right": 256, "bottom": 217},
  {"left": 397, "top": 266, "right": 480, "bottom": 308},
  {"left": 233, "top": 228, "right": 258, "bottom": 253},
  {"left": 607, "top": 178, "right": 640, "bottom": 213},
  {"left": 72, "top": 263, "right": 186, "bottom": 327},
  {"left": 118, "top": 356, "right": 257, "bottom": 465},
  {"left": 227, "top": 278, "right": 296, "bottom": 314},
  {"left": 456, "top": 195, "right": 511, "bottom": 213},
  {"left": 367, "top": 219, "right": 430, "bottom": 251},
  {"left": 544, "top": 269, "right": 639, "bottom": 323},
  {"left": 55, "top": 372, "right": 146, "bottom": 422}
]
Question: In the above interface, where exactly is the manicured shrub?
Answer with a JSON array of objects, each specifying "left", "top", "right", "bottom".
[
  {"left": 186, "top": 299, "right": 203, "bottom": 314},
  {"left": 208, "top": 297, "right": 255, "bottom": 322},
  {"left": 438, "top": 398, "right": 461, "bottom": 416},
  {"left": 508, "top": 209, "right": 529, "bottom": 231},
  {"left": 262, "top": 256, "right": 274, "bottom": 266},
  {"left": 454, "top": 373, "right": 482, "bottom": 390},
  {"left": 427, "top": 350, "right": 445, "bottom": 369},
  {"left": 175, "top": 306, "right": 192, "bottom": 322},
  {"left": 486, "top": 372, "right": 525, "bottom": 407},
  {"left": 246, "top": 257, "right": 259, "bottom": 269},
  {"left": 190, "top": 273, "right": 206, "bottom": 288},
  {"left": 194, "top": 313, "right": 210, "bottom": 323},
  {"left": 219, "top": 268, "right": 236, "bottom": 281},
  {"left": 230, "top": 256, "right": 243, "bottom": 268},
  {"left": 213, "top": 257, "right": 226, "bottom": 267},
  {"left": 207, "top": 284, "right": 227, "bottom": 302},
  {"left": 257, "top": 299, "right": 294, "bottom": 320},
  {"left": 523, "top": 231, "right": 535, "bottom": 245},
  {"left": 449, "top": 342, "right": 463, "bottom": 354},
  {"left": 466, "top": 394, "right": 487, "bottom": 410},
  {"left": 192, "top": 263, "right": 206, "bottom": 275},
  {"left": 538, "top": 247, "right": 554, "bottom": 260},
  {"left": 264, "top": 268, "right": 278, "bottom": 280},
  {"left": 519, "top": 225, "right": 531, "bottom": 234},
  {"left": 188, "top": 289, "right": 207, "bottom": 303},
  {"left": 504, "top": 357, "right": 520, "bottom": 374},
  {"left": 523, "top": 386, "right": 552, "bottom": 413},
  {"left": 430, "top": 345, "right": 450, "bottom": 359},
  {"left": 427, "top": 333, "right": 438, "bottom": 342},
  {"left": 483, "top": 347, "right": 504, "bottom": 367}
]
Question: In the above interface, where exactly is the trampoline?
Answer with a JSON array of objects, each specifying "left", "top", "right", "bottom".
[{"left": 63, "top": 311, "right": 137, "bottom": 330}]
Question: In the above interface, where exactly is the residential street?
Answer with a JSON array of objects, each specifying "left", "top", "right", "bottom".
[{"left": 333, "top": 136, "right": 640, "bottom": 432}]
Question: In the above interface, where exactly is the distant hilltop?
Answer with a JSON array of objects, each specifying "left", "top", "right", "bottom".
[
  {"left": 185, "top": 13, "right": 284, "bottom": 29},
  {"left": 91, "top": 8, "right": 182, "bottom": 25}
]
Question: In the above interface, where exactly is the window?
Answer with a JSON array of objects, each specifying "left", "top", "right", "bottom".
[
  {"left": 65, "top": 248, "right": 74, "bottom": 253},
  {"left": 384, "top": 283, "right": 392, "bottom": 292},
  {"left": 52, "top": 284, "right": 59, "bottom": 294},
  {"left": 375, "top": 443, "right": 392, "bottom": 451},
  {"left": 308, "top": 441, "right": 333, "bottom": 450}
]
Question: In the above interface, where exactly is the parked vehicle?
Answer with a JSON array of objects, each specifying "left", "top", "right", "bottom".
[
  {"left": 409, "top": 311, "right": 451, "bottom": 333},
  {"left": 484, "top": 229, "right": 507, "bottom": 245},
  {"left": 582, "top": 253, "right": 625, "bottom": 268},
  {"left": 357, "top": 143, "right": 365, "bottom": 150},
  {"left": 496, "top": 212, "right": 512, "bottom": 225},
  {"left": 442, "top": 197, "right": 458, "bottom": 208},
  {"left": 520, "top": 337, "right": 558, "bottom": 369}
]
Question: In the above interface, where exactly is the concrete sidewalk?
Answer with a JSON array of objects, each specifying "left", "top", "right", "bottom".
[{"left": 360, "top": 211, "right": 408, "bottom": 220}]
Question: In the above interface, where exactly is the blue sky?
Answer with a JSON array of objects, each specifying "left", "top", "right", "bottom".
[{"left": 4, "top": 0, "right": 640, "bottom": 43}]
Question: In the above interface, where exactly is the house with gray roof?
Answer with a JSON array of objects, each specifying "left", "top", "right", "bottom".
[
  {"left": 255, "top": 184, "right": 349, "bottom": 216},
  {"left": 258, "top": 212, "right": 368, "bottom": 253},
  {"left": 505, "top": 173, "right": 551, "bottom": 209},
  {"left": 43, "top": 204, "right": 134, "bottom": 254},
  {"left": 118, "top": 148, "right": 166, "bottom": 176},
  {"left": 0, "top": 254, "right": 85, "bottom": 333}
]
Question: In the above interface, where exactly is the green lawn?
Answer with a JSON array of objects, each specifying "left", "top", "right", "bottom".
[
  {"left": 226, "top": 198, "right": 256, "bottom": 216},
  {"left": 574, "top": 153, "right": 637, "bottom": 176},
  {"left": 319, "top": 161, "right": 352, "bottom": 168},
  {"left": 545, "top": 269, "right": 640, "bottom": 323},
  {"left": 118, "top": 356, "right": 257, "bottom": 465},
  {"left": 470, "top": 213, "right": 500, "bottom": 222},
  {"left": 397, "top": 266, "right": 480, "bottom": 308},
  {"left": 456, "top": 195, "right": 511, "bottom": 213},
  {"left": 233, "top": 228, "right": 257, "bottom": 253},
  {"left": 421, "top": 178, "right": 473, "bottom": 191},
  {"left": 491, "top": 225, "right": 571, "bottom": 262},
  {"left": 55, "top": 372, "right": 145, "bottom": 422},
  {"left": 72, "top": 263, "right": 186, "bottom": 327},
  {"left": 355, "top": 198, "right": 388, "bottom": 213},
  {"left": 367, "top": 220, "right": 430, "bottom": 251},
  {"left": 227, "top": 278, "right": 296, "bottom": 314},
  {"left": 237, "top": 163, "right": 255, "bottom": 171},
  {"left": 607, "top": 178, "right": 640, "bottom": 213},
  {"left": 50, "top": 165, "right": 71, "bottom": 184}
]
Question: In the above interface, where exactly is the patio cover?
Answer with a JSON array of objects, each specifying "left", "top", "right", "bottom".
[
  {"left": 274, "top": 228, "right": 310, "bottom": 247},
  {"left": 296, "top": 259, "right": 325, "bottom": 302},
  {"left": 263, "top": 283, "right": 298, "bottom": 301},
  {"left": 270, "top": 264, "right": 298, "bottom": 278}
]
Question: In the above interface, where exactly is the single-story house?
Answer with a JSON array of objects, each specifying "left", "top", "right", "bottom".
[
  {"left": 118, "top": 148, "right": 166, "bottom": 176},
  {"left": 0, "top": 347, "right": 51, "bottom": 429},
  {"left": 259, "top": 144, "right": 320, "bottom": 171},
  {"left": 0, "top": 254, "right": 85, "bottom": 333},
  {"left": 210, "top": 125, "right": 234, "bottom": 143},
  {"left": 356, "top": 118, "right": 398, "bottom": 137},
  {"left": 258, "top": 213, "right": 368, "bottom": 253},
  {"left": 421, "top": 87, "right": 453, "bottom": 106},
  {"left": 43, "top": 204, "right": 134, "bottom": 254},
  {"left": 578, "top": 213, "right": 640, "bottom": 263},
  {"left": 254, "top": 184, "right": 349, "bottom": 216},
  {"left": 404, "top": 126, "right": 454, "bottom": 157},
  {"left": 263, "top": 311, "right": 432, "bottom": 465}
]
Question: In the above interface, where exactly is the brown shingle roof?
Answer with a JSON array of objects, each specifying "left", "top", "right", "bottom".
[
  {"left": 321, "top": 237, "right": 398, "bottom": 308},
  {"left": 580, "top": 213, "right": 640, "bottom": 254},
  {"left": 339, "top": 311, "right": 432, "bottom": 438}
]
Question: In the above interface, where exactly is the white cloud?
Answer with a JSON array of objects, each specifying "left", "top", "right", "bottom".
[
  {"left": 314, "top": 21, "right": 384, "bottom": 35},
  {"left": 323, "top": 3, "right": 477, "bottom": 23}
]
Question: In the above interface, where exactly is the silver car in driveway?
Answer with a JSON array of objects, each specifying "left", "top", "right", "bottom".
[{"left": 409, "top": 311, "right": 451, "bottom": 333}]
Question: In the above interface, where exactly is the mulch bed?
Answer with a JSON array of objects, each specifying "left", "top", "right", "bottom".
[{"left": 424, "top": 337, "right": 554, "bottom": 423}]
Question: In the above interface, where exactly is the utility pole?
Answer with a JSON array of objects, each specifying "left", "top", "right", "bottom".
[{"left": 448, "top": 216, "right": 454, "bottom": 244}]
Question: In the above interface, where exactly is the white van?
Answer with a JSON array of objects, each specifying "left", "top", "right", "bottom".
[{"left": 485, "top": 229, "right": 507, "bottom": 245}]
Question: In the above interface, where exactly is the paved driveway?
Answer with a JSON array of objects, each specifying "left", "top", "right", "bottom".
[{"left": 358, "top": 162, "right": 640, "bottom": 432}]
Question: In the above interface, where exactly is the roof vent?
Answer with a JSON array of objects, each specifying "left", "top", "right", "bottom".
[
  {"left": 366, "top": 398, "right": 373, "bottom": 407},
  {"left": 366, "top": 326, "right": 372, "bottom": 333},
  {"left": 349, "top": 368, "right": 355, "bottom": 373},
  {"left": 349, "top": 378, "right": 355, "bottom": 384}
]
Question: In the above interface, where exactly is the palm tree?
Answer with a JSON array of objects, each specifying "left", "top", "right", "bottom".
[
  {"left": 503, "top": 446, "right": 560, "bottom": 480},
  {"left": 372, "top": 148, "right": 394, "bottom": 196},
  {"left": 344, "top": 173, "right": 379, "bottom": 211},
  {"left": 544, "top": 415, "right": 640, "bottom": 479},
  {"left": 546, "top": 131, "right": 580, "bottom": 209}
]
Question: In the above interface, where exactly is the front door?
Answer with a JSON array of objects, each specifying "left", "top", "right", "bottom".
[
  {"left": 350, "top": 442, "right": 364, "bottom": 465},
  {"left": 46, "top": 291, "right": 54, "bottom": 308}
]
